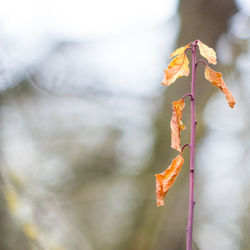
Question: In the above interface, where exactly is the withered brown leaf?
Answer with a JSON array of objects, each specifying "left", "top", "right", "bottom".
[
  {"left": 197, "top": 40, "right": 217, "bottom": 65},
  {"left": 169, "top": 43, "right": 191, "bottom": 58},
  {"left": 205, "top": 65, "right": 236, "bottom": 108},
  {"left": 162, "top": 53, "right": 190, "bottom": 86},
  {"left": 155, "top": 154, "right": 184, "bottom": 206},
  {"left": 170, "top": 98, "right": 186, "bottom": 151}
]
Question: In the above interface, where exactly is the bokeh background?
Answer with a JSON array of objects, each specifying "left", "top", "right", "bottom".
[{"left": 0, "top": 0, "right": 249, "bottom": 249}]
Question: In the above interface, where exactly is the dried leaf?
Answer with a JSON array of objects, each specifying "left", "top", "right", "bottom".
[
  {"left": 205, "top": 65, "right": 236, "bottom": 108},
  {"left": 169, "top": 43, "right": 191, "bottom": 58},
  {"left": 162, "top": 53, "right": 190, "bottom": 86},
  {"left": 155, "top": 154, "right": 184, "bottom": 206},
  {"left": 197, "top": 40, "right": 217, "bottom": 65},
  {"left": 170, "top": 98, "right": 186, "bottom": 151}
]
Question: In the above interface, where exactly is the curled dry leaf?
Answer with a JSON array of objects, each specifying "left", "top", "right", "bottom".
[
  {"left": 205, "top": 65, "right": 236, "bottom": 108},
  {"left": 155, "top": 154, "right": 184, "bottom": 206},
  {"left": 197, "top": 40, "right": 217, "bottom": 65},
  {"left": 171, "top": 98, "right": 186, "bottom": 151},
  {"left": 169, "top": 43, "right": 191, "bottom": 58},
  {"left": 162, "top": 53, "right": 190, "bottom": 86}
]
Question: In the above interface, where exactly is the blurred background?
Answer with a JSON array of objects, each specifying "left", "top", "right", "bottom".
[{"left": 0, "top": 0, "right": 249, "bottom": 249}]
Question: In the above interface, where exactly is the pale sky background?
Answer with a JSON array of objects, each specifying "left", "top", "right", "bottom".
[
  {"left": 0, "top": 0, "right": 248, "bottom": 68},
  {"left": 0, "top": 0, "right": 177, "bottom": 39},
  {"left": 0, "top": 0, "right": 180, "bottom": 95},
  {"left": 0, "top": 0, "right": 177, "bottom": 71}
]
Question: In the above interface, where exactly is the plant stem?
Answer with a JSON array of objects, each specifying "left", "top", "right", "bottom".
[{"left": 186, "top": 42, "right": 197, "bottom": 250}]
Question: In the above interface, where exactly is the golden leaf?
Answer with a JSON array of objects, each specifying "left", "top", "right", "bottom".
[
  {"left": 170, "top": 98, "right": 186, "bottom": 151},
  {"left": 155, "top": 154, "right": 184, "bottom": 206},
  {"left": 162, "top": 53, "right": 190, "bottom": 86},
  {"left": 197, "top": 40, "right": 217, "bottom": 65},
  {"left": 205, "top": 65, "right": 236, "bottom": 108},
  {"left": 169, "top": 43, "right": 191, "bottom": 58}
]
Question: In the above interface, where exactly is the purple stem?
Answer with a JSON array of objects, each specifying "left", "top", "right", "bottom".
[{"left": 186, "top": 42, "right": 197, "bottom": 250}]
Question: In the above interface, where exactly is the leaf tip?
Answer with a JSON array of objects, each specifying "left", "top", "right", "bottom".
[
  {"left": 204, "top": 65, "right": 236, "bottom": 108},
  {"left": 229, "top": 98, "right": 236, "bottom": 109},
  {"left": 155, "top": 154, "right": 184, "bottom": 206},
  {"left": 161, "top": 74, "right": 168, "bottom": 86},
  {"left": 157, "top": 200, "right": 164, "bottom": 207}
]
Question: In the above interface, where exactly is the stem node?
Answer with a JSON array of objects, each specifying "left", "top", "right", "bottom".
[
  {"left": 195, "top": 59, "right": 207, "bottom": 67},
  {"left": 181, "top": 144, "right": 190, "bottom": 154},
  {"left": 182, "top": 93, "right": 193, "bottom": 101},
  {"left": 185, "top": 47, "right": 193, "bottom": 54}
]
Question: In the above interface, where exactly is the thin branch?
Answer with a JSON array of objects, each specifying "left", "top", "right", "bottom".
[
  {"left": 195, "top": 59, "right": 207, "bottom": 67},
  {"left": 182, "top": 93, "right": 194, "bottom": 101},
  {"left": 186, "top": 40, "right": 197, "bottom": 250},
  {"left": 181, "top": 144, "right": 190, "bottom": 154},
  {"left": 185, "top": 47, "right": 193, "bottom": 53}
]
